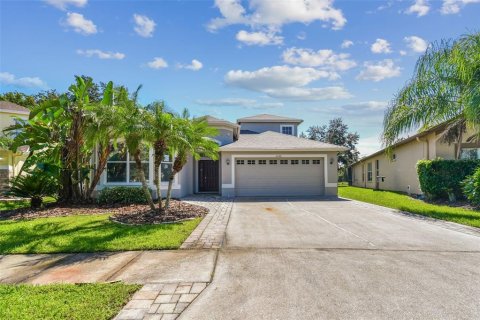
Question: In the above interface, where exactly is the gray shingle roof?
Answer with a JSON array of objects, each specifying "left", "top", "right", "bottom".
[
  {"left": 0, "top": 101, "right": 29, "bottom": 114},
  {"left": 220, "top": 131, "right": 347, "bottom": 152},
  {"left": 237, "top": 114, "right": 303, "bottom": 124}
]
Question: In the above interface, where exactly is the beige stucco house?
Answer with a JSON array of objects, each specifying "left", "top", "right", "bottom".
[
  {"left": 0, "top": 101, "right": 29, "bottom": 192},
  {"left": 95, "top": 114, "right": 347, "bottom": 198},
  {"left": 351, "top": 124, "right": 480, "bottom": 195}
]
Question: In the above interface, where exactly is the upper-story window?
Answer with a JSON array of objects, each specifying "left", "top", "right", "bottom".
[{"left": 281, "top": 125, "right": 294, "bottom": 135}]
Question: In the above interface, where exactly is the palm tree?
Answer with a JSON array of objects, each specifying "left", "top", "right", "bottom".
[
  {"left": 144, "top": 101, "right": 178, "bottom": 213},
  {"left": 164, "top": 110, "right": 219, "bottom": 209},
  {"left": 116, "top": 86, "right": 156, "bottom": 210},
  {"left": 383, "top": 32, "right": 480, "bottom": 159}
]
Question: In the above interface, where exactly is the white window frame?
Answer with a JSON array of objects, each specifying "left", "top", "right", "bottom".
[{"left": 280, "top": 125, "right": 294, "bottom": 136}]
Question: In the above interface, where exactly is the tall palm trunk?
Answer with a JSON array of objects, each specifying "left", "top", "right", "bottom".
[
  {"left": 134, "top": 148, "right": 155, "bottom": 210},
  {"left": 165, "top": 153, "right": 186, "bottom": 209},
  {"left": 153, "top": 139, "right": 167, "bottom": 213},
  {"left": 455, "top": 130, "right": 463, "bottom": 160},
  {"left": 87, "top": 143, "right": 110, "bottom": 199}
]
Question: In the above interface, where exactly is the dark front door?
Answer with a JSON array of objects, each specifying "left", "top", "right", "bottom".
[{"left": 198, "top": 160, "right": 219, "bottom": 193}]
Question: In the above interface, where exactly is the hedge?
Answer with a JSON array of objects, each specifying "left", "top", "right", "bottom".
[
  {"left": 417, "top": 159, "right": 480, "bottom": 200},
  {"left": 97, "top": 186, "right": 150, "bottom": 205}
]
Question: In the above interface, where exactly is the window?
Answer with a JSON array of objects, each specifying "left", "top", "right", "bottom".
[
  {"left": 460, "top": 148, "right": 480, "bottom": 160},
  {"left": 362, "top": 164, "right": 365, "bottom": 182},
  {"left": 281, "top": 125, "right": 294, "bottom": 136},
  {"left": 259, "top": 160, "right": 267, "bottom": 165},
  {"left": 160, "top": 154, "right": 172, "bottom": 182},
  {"left": 375, "top": 160, "right": 380, "bottom": 181},
  {"left": 280, "top": 159, "right": 288, "bottom": 165},
  {"left": 313, "top": 159, "right": 321, "bottom": 165},
  {"left": 291, "top": 160, "right": 299, "bottom": 165},
  {"left": 302, "top": 159, "right": 310, "bottom": 165},
  {"left": 367, "top": 162, "right": 373, "bottom": 182},
  {"left": 236, "top": 160, "right": 245, "bottom": 165},
  {"left": 247, "top": 160, "right": 256, "bottom": 165},
  {"left": 107, "top": 143, "right": 150, "bottom": 183},
  {"left": 269, "top": 160, "right": 278, "bottom": 165}
]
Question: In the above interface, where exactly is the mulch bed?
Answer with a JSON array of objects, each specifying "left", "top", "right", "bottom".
[{"left": 0, "top": 200, "right": 209, "bottom": 224}]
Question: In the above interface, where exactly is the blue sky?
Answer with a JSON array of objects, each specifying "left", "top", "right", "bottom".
[{"left": 1, "top": 0, "right": 479, "bottom": 155}]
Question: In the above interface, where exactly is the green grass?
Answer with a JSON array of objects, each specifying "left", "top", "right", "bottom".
[
  {"left": 0, "top": 283, "right": 140, "bottom": 320},
  {"left": 339, "top": 186, "right": 480, "bottom": 228},
  {"left": 0, "top": 214, "right": 201, "bottom": 254},
  {"left": 0, "top": 197, "right": 56, "bottom": 211}
]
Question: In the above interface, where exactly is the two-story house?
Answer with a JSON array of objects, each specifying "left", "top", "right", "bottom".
[
  {"left": 95, "top": 113, "right": 347, "bottom": 197},
  {"left": 0, "top": 101, "right": 29, "bottom": 192}
]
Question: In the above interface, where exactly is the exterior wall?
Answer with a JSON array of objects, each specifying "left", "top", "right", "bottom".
[
  {"left": 352, "top": 139, "right": 427, "bottom": 195},
  {"left": 220, "top": 150, "right": 339, "bottom": 197},
  {"left": 239, "top": 122, "right": 299, "bottom": 136}
]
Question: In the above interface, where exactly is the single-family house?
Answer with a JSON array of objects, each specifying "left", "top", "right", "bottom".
[
  {"left": 0, "top": 101, "right": 29, "bottom": 192},
  {"left": 350, "top": 123, "right": 480, "bottom": 195},
  {"left": 95, "top": 114, "right": 347, "bottom": 198}
]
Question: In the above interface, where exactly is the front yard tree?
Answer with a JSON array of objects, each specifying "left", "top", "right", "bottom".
[
  {"left": 383, "top": 32, "right": 480, "bottom": 158},
  {"left": 116, "top": 86, "right": 156, "bottom": 211},
  {"left": 306, "top": 118, "right": 360, "bottom": 169},
  {"left": 164, "top": 110, "right": 219, "bottom": 209}
]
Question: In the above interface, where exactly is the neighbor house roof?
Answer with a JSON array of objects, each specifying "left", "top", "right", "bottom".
[
  {"left": 201, "top": 115, "right": 239, "bottom": 128},
  {"left": 219, "top": 131, "right": 348, "bottom": 152},
  {"left": 352, "top": 122, "right": 449, "bottom": 166},
  {"left": 0, "top": 101, "right": 29, "bottom": 115},
  {"left": 237, "top": 114, "right": 303, "bottom": 124}
]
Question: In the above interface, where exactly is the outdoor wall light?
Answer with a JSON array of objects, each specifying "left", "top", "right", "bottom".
[
  {"left": 226, "top": 158, "right": 230, "bottom": 165},
  {"left": 330, "top": 158, "right": 334, "bottom": 165}
]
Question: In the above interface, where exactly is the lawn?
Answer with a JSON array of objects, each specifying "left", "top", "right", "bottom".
[
  {"left": 339, "top": 186, "right": 480, "bottom": 228},
  {"left": 0, "top": 283, "right": 140, "bottom": 320},
  {"left": 0, "top": 214, "right": 201, "bottom": 254},
  {"left": 0, "top": 197, "right": 56, "bottom": 211}
]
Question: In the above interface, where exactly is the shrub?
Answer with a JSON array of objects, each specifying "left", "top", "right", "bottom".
[
  {"left": 97, "top": 186, "right": 150, "bottom": 205},
  {"left": 462, "top": 167, "right": 480, "bottom": 206},
  {"left": 9, "top": 170, "right": 58, "bottom": 208},
  {"left": 417, "top": 159, "right": 480, "bottom": 201}
]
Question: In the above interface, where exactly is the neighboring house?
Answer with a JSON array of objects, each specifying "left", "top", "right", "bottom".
[
  {"left": 0, "top": 101, "right": 29, "bottom": 192},
  {"left": 350, "top": 123, "right": 480, "bottom": 195},
  {"left": 95, "top": 114, "right": 347, "bottom": 198}
]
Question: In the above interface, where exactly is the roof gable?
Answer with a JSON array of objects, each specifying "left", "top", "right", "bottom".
[{"left": 220, "top": 130, "right": 347, "bottom": 152}]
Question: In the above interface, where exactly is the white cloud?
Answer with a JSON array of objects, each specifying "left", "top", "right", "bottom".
[
  {"left": 147, "top": 57, "right": 168, "bottom": 69},
  {"left": 357, "top": 135, "right": 382, "bottom": 157},
  {"left": 64, "top": 12, "right": 97, "bottom": 35},
  {"left": 0, "top": 72, "right": 48, "bottom": 88},
  {"left": 404, "top": 35, "right": 428, "bottom": 53},
  {"left": 208, "top": 0, "right": 346, "bottom": 31},
  {"left": 196, "top": 98, "right": 283, "bottom": 109},
  {"left": 133, "top": 14, "right": 156, "bottom": 38},
  {"left": 357, "top": 59, "right": 401, "bottom": 82},
  {"left": 225, "top": 65, "right": 352, "bottom": 101},
  {"left": 236, "top": 30, "right": 283, "bottom": 46},
  {"left": 309, "top": 100, "right": 388, "bottom": 115},
  {"left": 44, "top": 0, "right": 87, "bottom": 10},
  {"left": 399, "top": 50, "right": 407, "bottom": 56},
  {"left": 77, "top": 49, "right": 125, "bottom": 60},
  {"left": 441, "top": 0, "right": 480, "bottom": 14},
  {"left": 178, "top": 59, "right": 203, "bottom": 71},
  {"left": 341, "top": 40, "right": 354, "bottom": 48},
  {"left": 371, "top": 38, "right": 392, "bottom": 54},
  {"left": 282, "top": 47, "right": 356, "bottom": 73},
  {"left": 405, "top": 0, "right": 430, "bottom": 16},
  {"left": 297, "top": 31, "right": 307, "bottom": 40}
]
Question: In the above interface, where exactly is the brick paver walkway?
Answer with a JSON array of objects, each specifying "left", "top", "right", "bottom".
[
  {"left": 115, "top": 282, "right": 208, "bottom": 320},
  {"left": 180, "top": 196, "right": 234, "bottom": 249}
]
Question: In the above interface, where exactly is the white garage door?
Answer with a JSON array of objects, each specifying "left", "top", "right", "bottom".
[{"left": 235, "top": 158, "right": 325, "bottom": 197}]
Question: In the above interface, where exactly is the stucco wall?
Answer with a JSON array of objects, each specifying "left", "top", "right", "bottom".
[{"left": 239, "top": 122, "right": 299, "bottom": 136}]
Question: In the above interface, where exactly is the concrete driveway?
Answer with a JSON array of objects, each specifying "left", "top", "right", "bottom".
[{"left": 181, "top": 198, "right": 480, "bottom": 319}]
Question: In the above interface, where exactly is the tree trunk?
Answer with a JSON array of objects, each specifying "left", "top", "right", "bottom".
[
  {"left": 153, "top": 139, "right": 167, "bottom": 213},
  {"left": 58, "top": 145, "right": 73, "bottom": 203},
  {"left": 87, "top": 144, "right": 110, "bottom": 199},
  {"left": 165, "top": 154, "right": 186, "bottom": 209},
  {"left": 30, "top": 196, "right": 43, "bottom": 209},
  {"left": 456, "top": 130, "right": 463, "bottom": 160},
  {"left": 134, "top": 148, "right": 155, "bottom": 210},
  {"left": 165, "top": 171, "right": 176, "bottom": 210}
]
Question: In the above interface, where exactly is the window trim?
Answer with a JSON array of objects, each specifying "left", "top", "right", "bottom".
[
  {"left": 269, "top": 160, "right": 278, "bottom": 165},
  {"left": 302, "top": 159, "right": 310, "bottom": 165},
  {"left": 291, "top": 159, "right": 299, "bottom": 165},
  {"left": 280, "top": 125, "right": 294, "bottom": 136},
  {"left": 367, "top": 162, "right": 373, "bottom": 182},
  {"left": 280, "top": 159, "right": 288, "bottom": 165}
]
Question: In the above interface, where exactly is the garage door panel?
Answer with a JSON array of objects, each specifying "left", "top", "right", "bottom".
[{"left": 235, "top": 158, "right": 325, "bottom": 197}]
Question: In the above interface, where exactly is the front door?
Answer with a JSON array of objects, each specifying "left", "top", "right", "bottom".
[{"left": 198, "top": 160, "right": 219, "bottom": 193}]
